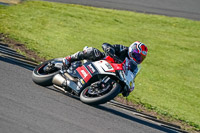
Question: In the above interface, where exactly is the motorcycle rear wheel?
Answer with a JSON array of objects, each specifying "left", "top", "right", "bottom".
[
  {"left": 32, "top": 58, "right": 62, "bottom": 86},
  {"left": 80, "top": 82, "right": 121, "bottom": 105}
]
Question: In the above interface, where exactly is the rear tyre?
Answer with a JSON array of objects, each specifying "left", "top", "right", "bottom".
[
  {"left": 80, "top": 82, "right": 121, "bottom": 105},
  {"left": 32, "top": 58, "right": 62, "bottom": 86}
]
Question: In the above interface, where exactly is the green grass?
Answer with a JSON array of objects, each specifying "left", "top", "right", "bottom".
[{"left": 0, "top": 1, "right": 200, "bottom": 130}]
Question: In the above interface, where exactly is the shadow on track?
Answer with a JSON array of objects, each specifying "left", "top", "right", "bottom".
[
  {"left": 39, "top": 86, "right": 182, "bottom": 133},
  {"left": 44, "top": 86, "right": 179, "bottom": 133},
  {"left": 92, "top": 105, "right": 180, "bottom": 133}
]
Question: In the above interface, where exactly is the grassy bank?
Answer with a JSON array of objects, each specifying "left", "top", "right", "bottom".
[{"left": 0, "top": 1, "right": 199, "bottom": 130}]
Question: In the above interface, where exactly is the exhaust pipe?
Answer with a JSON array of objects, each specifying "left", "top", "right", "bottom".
[
  {"left": 52, "top": 74, "right": 66, "bottom": 86},
  {"left": 52, "top": 74, "right": 80, "bottom": 93}
]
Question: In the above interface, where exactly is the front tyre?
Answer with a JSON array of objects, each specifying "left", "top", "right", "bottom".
[
  {"left": 80, "top": 82, "right": 121, "bottom": 105},
  {"left": 32, "top": 58, "right": 62, "bottom": 86}
]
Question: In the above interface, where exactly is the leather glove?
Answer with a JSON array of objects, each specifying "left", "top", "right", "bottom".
[{"left": 122, "top": 86, "right": 131, "bottom": 97}]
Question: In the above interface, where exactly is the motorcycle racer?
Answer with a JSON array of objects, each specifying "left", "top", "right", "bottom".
[{"left": 63, "top": 41, "right": 148, "bottom": 96}]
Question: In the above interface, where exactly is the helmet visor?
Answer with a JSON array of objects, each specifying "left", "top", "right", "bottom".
[{"left": 130, "top": 49, "right": 146, "bottom": 64}]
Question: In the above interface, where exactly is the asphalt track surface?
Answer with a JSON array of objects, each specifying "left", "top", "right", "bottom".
[
  {"left": 0, "top": 44, "right": 186, "bottom": 133},
  {"left": 43, "top": 0, "right": 200, "bottom": 21}
]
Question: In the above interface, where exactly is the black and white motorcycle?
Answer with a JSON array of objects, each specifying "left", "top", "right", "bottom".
[{"left": 32, "top": 55, "right": 137, "bottom": 105}]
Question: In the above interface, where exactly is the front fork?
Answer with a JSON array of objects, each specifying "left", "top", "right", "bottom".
[{"left": 91, "top": 76, "right": 115, "bottom": 91}]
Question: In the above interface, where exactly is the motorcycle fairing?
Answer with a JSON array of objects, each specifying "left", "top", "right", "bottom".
[
  {"left": 76, "top": 60, "right": 117, "bottom": 87},
  {"left": 76, "top": 62, "right": 98, "bottom": 83},
  {"left": 93, "top": 60, "right": 123, "bottom": 74},
  {"left": 104, "top": 56, "right": 123, "bottom": 72},
  {"left": 76, "top": 65, "right": 92, "bottom": 83}
]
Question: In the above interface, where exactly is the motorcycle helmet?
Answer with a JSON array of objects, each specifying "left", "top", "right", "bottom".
[{"left": 128, "top": 41, "right": 148, "bottom": 65}]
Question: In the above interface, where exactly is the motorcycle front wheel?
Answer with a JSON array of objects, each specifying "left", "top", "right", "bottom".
[
  {"left": 80, "top": 81, "right": 121, "bottom": 105},
  {"left": 32, "top": 58, "right": 63, "bottom": 86}
]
